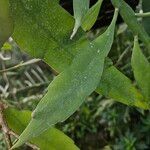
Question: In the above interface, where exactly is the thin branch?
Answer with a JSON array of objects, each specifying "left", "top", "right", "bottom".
[
  {"left": 136, "top": 0, "right": 143, "bottom": 22},
  {"left": 115, "top": 44, "right": 132, "bottom": 67},
  {"left": 21, "top": 94, "right": 43, "bottom": 104},
  {"left": 135, "top": 12, "right": 150, "bottom": 18},
  {"left": 9, "top": 131, "right": 39, "bottom": 150},
  {"left": 9, "top": 81, "right": 50, "bottom": 96},
  {"left": 0, "top": 102, "right": 39, "bottom": 149},
  {"left": 0, "top": 59, "right": 41, "bottom": 73},
  {"left": 0, "top": 53, "right": 11, "bottom": 61},
  {"left": 0, "top": 103, "right": 12, "bottom": 149}
]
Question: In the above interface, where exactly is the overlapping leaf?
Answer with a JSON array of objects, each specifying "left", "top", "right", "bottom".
[
  {"left": 111, "top": 0, "right": 150, "bottom": 52},
  {"left": 9, "top": 0, "right": 84, "bottom": 72},
  {"left": 0, "top": 1, "right": 148, "bottom": 148},
  {"left": 4, "top": 108, "right": 79, "bottom": 150},
  {"left": 71, "top": 0, "right": 89, "bottom": 39},
  {"left": 82, "top": 0, "right": 103, "bottom": 31},
  {"left": 72, "top": 0, "right": 103, "bottom": 34},
  {"left": 11, "top": 9, "right": 118, "bottom": 149},
  {"left": 8, "top": 0, "right": 149, "bottom": 110},
  {"left": 97, "top": 66, "right": 149, "bottom": 109},
  {"left": 131, "top": 37, "right": 150, "bottom": 101}
]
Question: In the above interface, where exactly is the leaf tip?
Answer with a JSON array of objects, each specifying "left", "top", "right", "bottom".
[
  {"left": 70, "top": 21, "right": 80, "bottom": 40},
  {"left": 70, "top": 28, "right": 77, "bottom": 40}
]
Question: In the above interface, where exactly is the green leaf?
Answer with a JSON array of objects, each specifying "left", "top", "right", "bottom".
[
  {"left": 142, "top": 0, "right": 150, "bottom": 35},
  {"left": 9, "top": 0, "right": 149, "bottom": 110},
  {"left": 11, "top": 9, "right": 118, "bottom": 149},
  {"left": 71, "top": 0, "right": 90, "bottom": 39},
  {"left": 131, "top": 37, "right": 150, "bottom": 101},
  {"left": 9, "top": 0, "right": 84, "bottom": 72},
  {"left": 4, "top": 108, "right": 79, "bottom": 150},
  {"left": 111, "top": 0, "right": 150, "bottom": 53},
  {"left": 0, "top": 0, "right": 13, "bottom": 48},
  {"left": 1, "top": 42, "right": 12, "bottom": 51},
  {"left": 97, "top": 66, "right": 149, "bottom": 109},
  {"left": 82, "top": 0, "right": 103, "bottom": 31}
]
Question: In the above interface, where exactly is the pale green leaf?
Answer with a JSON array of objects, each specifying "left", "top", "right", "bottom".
[
  {"left": 71, "top": 0, "right": 90, "bottom": 39},
  {"left": 11, "top": 9, "right": 118, "bottom": 149},
  {"left": 82, "top": 0, "right": 103, "bottom": 31},
  {"left": 131, "top": 37, "right": 150, "bottom": 101},
  {"left": 0, "top": 0, "right": 13, "bottom": 48},
  {"left": 4, "top": 108, "right": 79, "bottom": 150}
]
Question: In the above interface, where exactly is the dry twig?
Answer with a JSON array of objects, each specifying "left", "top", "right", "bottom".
[{"left": 0, "top": 103, "right": 12, "bottom": 149}]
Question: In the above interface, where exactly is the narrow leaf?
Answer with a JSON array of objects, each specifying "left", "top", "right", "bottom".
[
  {"left": 4, "top": 108, "right": 79, "bottom": 150},
  {"left": 12, "top": 9, "right": 118, "bottom": 148},
  {"left": 131, "top": 36, "right": 150, "bottom": 101},
  {"left": 0, "top": 0, "right": 13, "bottom": 48},
  {"left": 82, "top": 0, "right": 103, "bottom": 31},
  {"left": 71, "top": 0, "right": 90, "bottom": 39},
  {"left": 111, "top": 0, "right": 150, "bottom": 53},
  {"left": 97, "top": 66, "right": 149, "bottom": 109}
]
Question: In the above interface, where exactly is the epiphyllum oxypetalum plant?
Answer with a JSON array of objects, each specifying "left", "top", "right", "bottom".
[{"left": 0, "top": 0, "right": 150, "bottom": 149}]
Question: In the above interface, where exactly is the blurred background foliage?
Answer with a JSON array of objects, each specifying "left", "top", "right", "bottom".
[{"left": 0, "top": 0, "right": 150, "bottom": 150}]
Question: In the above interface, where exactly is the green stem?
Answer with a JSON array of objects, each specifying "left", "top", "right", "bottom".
[{"left": 135, "top": 12, "right": 150, "bottom": 18}]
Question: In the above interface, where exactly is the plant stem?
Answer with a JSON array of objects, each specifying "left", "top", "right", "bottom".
[
  {"left": 0, "top": 59, "right": 41, "bottom": 73},
  {"left": 0, "top": 103, "right": 12, "bottom": 149},
  {"left": 0, "top": 102, "right": 39, "bottom": 149},
  {"left": 135, "top": 12, "right": 150, "bottom": 18}
]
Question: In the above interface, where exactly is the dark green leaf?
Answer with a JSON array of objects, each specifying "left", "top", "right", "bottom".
[
  {"left": 4, "top": 108, "right": 79, "bottom": 150},
  {"left": 131, "top": 37, "right": 150, "bottom": 101},
  {"left": 12, "top": 9, "right": 118, "bottom": 149}
]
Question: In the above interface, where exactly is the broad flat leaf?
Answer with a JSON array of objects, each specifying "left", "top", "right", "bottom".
[
  {"left": 9, "top": 0, "right": 84, "bottom": 72},
  {"left": 71, "top": 0, "right": 90, "bottom": 39},
  {"left": 111, "top": 0, "right": 150, "bottom": 52},
  {"left": 131, "top": 37, "right": 150, "bottom": 101},
  {"left": 12, "top": 9, "right": 118, "bottom": 149},
  {"left": 82, "top": 0, "right": 103, "bottom": 31},
  {"left": 142, "top": 0, "right": 150, "bottom": 35},
  {"left": 4, "top": 108, "right": 79, "bottom": 150},
  {"left": 97, "top": 66, "right": 149, "bottom": 109},
  {"left": 0, "top": 0, "right": 13, "bottom": 48}
]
